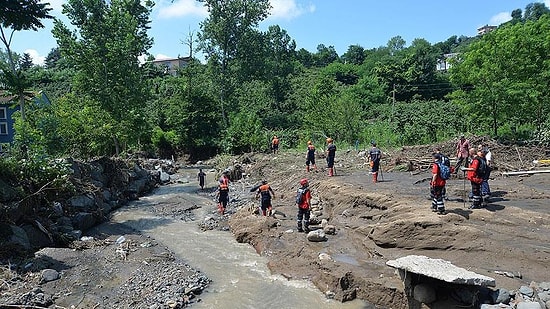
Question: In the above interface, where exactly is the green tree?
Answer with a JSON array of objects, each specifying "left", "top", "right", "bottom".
[
  {"left": 342, "top": 44, "right": 365, "bottom": 65},
  {"left": 524, "top": 2, "right": 550, "bottom": 21},
  {"left": 0, "top": 0, "right": 52, "bottom": 120},
  {"left": 450, "top": 15, "right": 550, "bottom": 138},
  {"left": 387, "top": 36, "right": 406, "bottom": 56},
  {"left": 197, "top": 0, "right": 271, "bottom": 126},
  {"left": 314, "top": 44, "right": 339, "bottom": 66},
  {"left": 53, "top": 0, "right": 154, "bottom": 155},
  {"left": 20, "top": 52, "right": 33, "bottom": 70}
]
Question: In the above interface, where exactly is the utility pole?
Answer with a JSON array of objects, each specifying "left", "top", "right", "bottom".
[{"left": 391, "top": 84, "right": 396, "bottom": 123}]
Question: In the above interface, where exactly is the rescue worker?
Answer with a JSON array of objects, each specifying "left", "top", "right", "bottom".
[
  {"left": 306, "top": 141, "right": 317, "bottom": 172},
  {"left": 478, "top": 144, "right": 492, "bottom": 200},
  {"left": 454, "top": 134, "right": 470, "bottom": 174},
  {"left": 367, "top": 141, "right": 382, "bottom": 183},
  {"left": 463, "top": 148, "right": 486, "bottom": 209},
  {"left": 430, "top": 153, "right": 446, "bottom": 214},
  {"left": 256, "top": 180, "right": 275, "bottom": 216},
  {"left": 197, "top": 168, "right": 206, "bottom": 190},
  {"left": 216, "top": 181, "right": 229, "bottom": 215},
  {"left": 433, "top": 147, "right": 451, "bottom": 199},
  {"left": 296, "top": 178, "right": 312, "bottom": 232},
  {"left": 326, "top": 138, "right": 336, "bottom": 177},
  {"left": 271, "top": 136, "right": 279, "bottom": 154}
]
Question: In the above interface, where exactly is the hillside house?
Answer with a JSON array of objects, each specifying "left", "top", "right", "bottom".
[
  {"left": 151, "top": 57, "right": 191, "bottom": 76},
  {"left": 0, "top": 91, "right": 51, "bottom": 150},
  {"left": 436, "top": 53, "right": 459, "bottom": 71},
  {"left": 477, "top": 25, "right": 497, "bottom": 35}
]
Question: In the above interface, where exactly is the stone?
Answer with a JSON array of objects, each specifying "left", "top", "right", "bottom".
[
  {"left": 538, "top": 291, "right": 550, "bottom": 303},
  {"left": 323, "top": 224, "right": 336, "bottom": 235},
  {"left": 413, "top": 283, "right": 436, "bottom": 304},
  {"left": 386, "top": 255, "right": 496, "bottom": 287},
  {"left": 520, "top": 286, "right": 535, "bottom": 298},
  {"left": 516, "top": 302, "right": 542, "bottom": 309},
  {"left": 41, "top": 269, "right": 60, "bottom": 282},
  {"left": 480, "top": 305, "right": 512, "bottom": 309},
  {"left": 8, "top": 224, "right": 31, "bottom": 250},
  {"left": 492, "top": 288, "right": 511, "bottom": 304},
  {"left": 306, "top": 230, "right": 327, "bottom": 242}
]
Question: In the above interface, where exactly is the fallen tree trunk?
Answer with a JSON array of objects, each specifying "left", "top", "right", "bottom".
[{"left": 502, "top": 170, "right": 550, "bottom": 176}]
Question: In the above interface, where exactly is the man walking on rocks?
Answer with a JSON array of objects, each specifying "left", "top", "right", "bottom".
[
  {"left": 216, "top": 181, "right": 229, "bottom": 215},
  {"left": 256, "top": 180, "right": 275, "bottom": 216},
  {"left": 296, "top": 178, "right": 312, "bottom": 232}
]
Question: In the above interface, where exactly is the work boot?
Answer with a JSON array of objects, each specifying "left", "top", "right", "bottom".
[
  {"left": 304, "top": 223, "right": 310, "bottom": 233},
  {"left": 372, "top": 172, "right": 378, "bottom": 183},
  {"left": 306, "top": 165, "right": 310, "bottom": 172},
  {"left": 297, "top": 222, "right": 303, "bottom": 232},
  {"left": 328, "top": 168, "right": 333, "bottom": 177}
]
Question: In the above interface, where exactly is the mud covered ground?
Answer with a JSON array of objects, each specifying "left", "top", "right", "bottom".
[{"left": 224, "top": 141, "right": 550, "bottom": 308}]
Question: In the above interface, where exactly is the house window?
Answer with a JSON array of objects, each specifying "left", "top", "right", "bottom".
[
  {"left": 0, "top": 122, "right": 7, "bottom": 135},
  {"left": 0, "top": 107, "right": 6, "bottom": 120}
]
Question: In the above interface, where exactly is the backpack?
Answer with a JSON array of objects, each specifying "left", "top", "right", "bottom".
[
  {"left": 437, "top": 162, "right": 451, "bottom": 180},
  {"left": 296, "top": 188, "right": 308, "bottom": 204},
  {"left": 475, "top": 157, "right": 488, "bottom": 179}
]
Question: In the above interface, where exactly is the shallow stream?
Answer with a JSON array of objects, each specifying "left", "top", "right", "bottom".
[{"left": 109, "top": 170, "right": 371, "bottom": 309}]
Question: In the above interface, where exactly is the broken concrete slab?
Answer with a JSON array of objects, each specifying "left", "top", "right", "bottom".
[{"left": 386, "top": 255, "right": 496, "bottom": 287}]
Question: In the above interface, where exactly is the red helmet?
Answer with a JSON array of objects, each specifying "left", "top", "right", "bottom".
[{"left": 300, "top": 178, "right": 308, "bottom": 186}]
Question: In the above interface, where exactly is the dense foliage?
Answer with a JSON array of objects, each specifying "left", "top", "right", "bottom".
[{"left": 1, "top": 1, "right": 550, "bottom": 162}]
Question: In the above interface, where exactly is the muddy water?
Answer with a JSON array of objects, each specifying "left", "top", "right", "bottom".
[{"left": 109, "top": 171, "right": 371, "bottom": 309}]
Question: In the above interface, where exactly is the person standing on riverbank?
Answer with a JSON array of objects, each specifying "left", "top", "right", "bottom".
[
  {"left": 463, "top": 148, "right": 486, "bottom": 209},
  {"left": 367, "top": 141, "right": 382, "bottom": 183},
  {"left": 306, "top": 141, "right": 317, "bottom": 172},
  {"left": 197, "top": 169, "right": 206, "bottom": 190},
  {"left": 326, "top": 138, "right": 336, "bottom": 177},
  {"left": 296, "top": 178, "right": 312, "bottom": 232},
  {"left": 271, "top": 136, "right": 279, "bottom": 154},
  {"left": 430, "top": 153, "right": 447, "bottom": 215},
  {"left": 454, "top": 134, "right": 470, "bottom": 174}
]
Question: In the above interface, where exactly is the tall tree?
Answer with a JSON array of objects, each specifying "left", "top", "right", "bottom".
[
  {"left": 314, "top": 44, "right": 339, "bottom": 66},
  {"left": 524, "top": 2, "right": 550, "bottom": 21},
  {"left": 342, "top": 44, "right": 365, "bottom": 65},
  {"left": 197, "top": 0, "right": 271, "bottom": 126},
  {"left": 53, "top": 0, "right": 154, "bottom": 154},
  {"left": 0, "top": 0, "right": 52, "bottom": 120},
  {"left": 20, "top": 52, "right": 34, "bottom": 70},
  {"left": 450, "top": 15, "right": 550, "bottom": 138}
]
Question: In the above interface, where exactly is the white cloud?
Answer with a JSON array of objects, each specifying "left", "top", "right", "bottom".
[
  {"left": 155, "top": 54, "right": 172, "bottom": 60},
  {"left": 24, "top": 49, "right": 46, "bottom": 66},
  {"left": 157, "top": 0, "right": 208, "bottom": 19},
  {"left": 545, "top": 0, "right": 550, "bottom": 8},
  {"left": 489, "top": 12, "right": 512, "bottom": 25},
  {"left": 269, "top": 0, "right": 315, "bottom": 20}
]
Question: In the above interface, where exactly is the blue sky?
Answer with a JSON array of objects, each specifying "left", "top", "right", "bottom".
[{"left": 8, "top": 0, "right": 550, "bottom": 65}]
